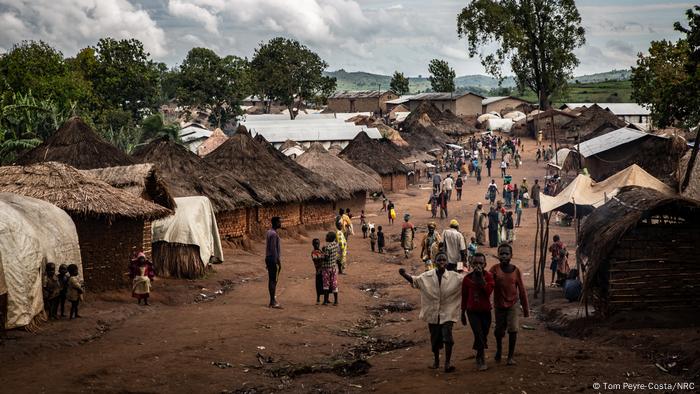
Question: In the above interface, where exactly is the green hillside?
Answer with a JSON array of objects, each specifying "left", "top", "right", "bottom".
[{"left": 512, "top": 80, "right": 633, "bottom": 104}]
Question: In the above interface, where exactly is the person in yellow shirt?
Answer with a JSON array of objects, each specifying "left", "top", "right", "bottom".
[{"left": 335, "top": 220, "right": 347, "bottom": 274}]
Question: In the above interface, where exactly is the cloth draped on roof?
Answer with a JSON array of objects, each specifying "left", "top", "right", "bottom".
[
  {"left": 295, "top": 143, "right": 383, "bottom": 195},
  {"left": 339, "top": 131, "right": 410, "bottom": 176},
  {"left": 0, "top": 193, "right": 82, "bottom": 329},
  {"left": 16, "top": 117, "right": 135, "bottom": 169},
  {"left": 131, "top": 138, "right": 257, "bottom": 211},
  {"left": 0, "top": 162, "right": 172, "bottom": 220},
  {"left": 80, "top": 163, "right": 176, "bottom": 210}
]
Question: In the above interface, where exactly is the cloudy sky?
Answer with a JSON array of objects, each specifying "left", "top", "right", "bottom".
[{"left": 0, "top": 0, "right": 693, "bottom": 77}]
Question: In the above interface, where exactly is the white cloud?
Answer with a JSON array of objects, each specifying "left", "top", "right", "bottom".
[
  {"left": 0, "top": 0, "right": 168, "bottom": 58},
  {"left": 168, "top": 0, "right": 219, "bottom": 34}
]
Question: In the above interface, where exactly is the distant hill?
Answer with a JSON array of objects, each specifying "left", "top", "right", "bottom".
[{"left": 324, "top": 69, "right": 631, "bottom": 94}]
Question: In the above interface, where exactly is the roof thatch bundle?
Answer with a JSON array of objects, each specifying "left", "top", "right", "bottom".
[
  {"left": 0, "top": 162, "right": 172, "bottom": 220},
  {"left": 404, "top": 101, "right": 475, "bottom": 137},
  {"left": 296, "top": 143, "right": 382, "bottom": 195},
  {"left": 132, "top": 138, "right": 257, "bottom": 211},
  {"left": 253, "top": 134, "right": 347, "bottom": 200},
  {"left": 561, "top": 104, "right": 627, "bottom": 142},
  {"left": 579, "top": 186, "right": 700, "bottom": 292},
  {"left": 280, "top": 139, "right": 300, "bottom": 151},
  {"left": 204, "top": 128, "right": 327, "bottom": 204},
  {"left": 374, "top": 123, "right": 409, "bottom": 147},
  {"left": 16, "top": 117, "right": 136, "bottom": 169},
  {"left": 80, "top": 164, "right": 176, "bottom": 210},
  {"left": 328, "top": 144, "right": 344, "bottom": 156},
  {"left": 197, "top": 128, "right": 228, "bottom": 157},
  {"left": 339, "top": 132, "right": 410, "bottom": 176}
]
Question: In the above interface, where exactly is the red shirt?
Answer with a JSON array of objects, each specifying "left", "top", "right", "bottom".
[
  {"left": 461, "top": 271, "right": 495, "bottom": 312},
  {"left": 489, "top": 264, "right": 529, "bottom": 313}
]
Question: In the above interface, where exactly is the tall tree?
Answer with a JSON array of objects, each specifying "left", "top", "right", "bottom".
[
  {"left": 428, "top": 59, "right": 456, "bottom": 92},
  {"left": 251, "top": 37, "right": 336, "bottom": 119},
  {"left": 457, "top": 0, "right": 585, "bottom": 109},
  {"left": 390, "top": 71, "right": 410, "bottom": 95},
  {"left": 176, "top": 47, "right": 250, "bottom": 128}
]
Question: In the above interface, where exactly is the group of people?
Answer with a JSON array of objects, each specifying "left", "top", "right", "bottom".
[{"left": 42, "top": 262, "right": 83, "bottom": 320}]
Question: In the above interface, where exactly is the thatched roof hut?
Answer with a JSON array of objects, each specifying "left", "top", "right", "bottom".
[
  {"left": 579, "top": 186, "right": 700, "bottom": 315},
  {"left": 205, "top": 128, "right": 325, "bottom": 204},
  {"left": 80, "top": 164, "right": 176, "bottom": 210},
  {"left": 197, "top": 127, "right": 228, "bottom": 157},
  {"left": 403, "top": 101, "right": 474, "bottom": 137},
  {"left": 0, "top": 162, "right": 171, "bottom": 220},
  {"left": 339, "top": 132, "right": 409, "bottom": 176},
  {"left": 560, "top": 104, "right": 627, "bottom": 143},
  {"left": 374, "top": 123, "right": 409, "bottom": 147},
  {"left": 131, "top": 138, "right": 257, "bottom": 211},
  {"left": 678, "top": 150, "right": 700, "bottom": 201},
  {"left": 16, "top": 117, "right": 136, "bottom": 169},
  {"left": 296, "top": 143, "right": 382, "bottom": 196}
]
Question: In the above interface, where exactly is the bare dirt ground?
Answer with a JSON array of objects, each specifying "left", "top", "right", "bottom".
[{"left": 1, "top": 135, "right": 698, "bottom": 393}]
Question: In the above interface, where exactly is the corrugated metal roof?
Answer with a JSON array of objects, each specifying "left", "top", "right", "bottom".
[
  {"left": 241, "top": 117, "right": 382, "bottom": 143},
  {"left": 242, "top": 113, "right": 372, "bottom": 121},
  {"left": 482, "top": 96, "right": 529, "bottom": 105},
  {"left": 385, "top": 95, "right": 414, "bottom": 105},
  {"left": 408, "top": 91, "right": 485, "bottom": 101},
  {"left": 576, "top": 127, "right": 661, "bottom": 157},
  {"left": 329, "top": 90, "right": 386, "bottom": 99},
  {"left": 563, "top": 103, "right": 650, "bottom": 116},
  {"left": 179, "top": 125, "right": 212, "bottom": 143}
]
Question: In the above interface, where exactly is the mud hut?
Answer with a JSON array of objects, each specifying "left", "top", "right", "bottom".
[
  {"left": 296, "top": 143, "right": 383, "bottom": 214},
  {"left": 132, "top": 138, "right": 257, "bottom": 239},
  {"left": 81, "top": 164, "right": 176, "bottom": 211},
  {"left": 579, "top": 187, "right": 700, "bottom": 316},
  {"left": 0, "top": 162, "right": 171, "bottom": 290},
  {"left": 560, "top": 104, "right": 627, "bottom": 143},
  {"left": 16, "top": 117, "right": 136, "bottom": 169},
  {"left": 197, "top": 127, "right": 229, "bottom": 157},
  {"left": 205, "top": 128, "right": 332, "bottom": 230},
  {"left": 339, "top": 132, "right": 410, "bottom": 192}
]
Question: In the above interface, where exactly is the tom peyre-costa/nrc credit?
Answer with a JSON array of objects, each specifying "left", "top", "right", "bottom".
[{"left": 591, "top": 382, "right": 695, "bottom": 391}]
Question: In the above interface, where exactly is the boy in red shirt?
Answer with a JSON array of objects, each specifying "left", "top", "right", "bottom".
[
  {"left": 489, "top": 243, "right": 529, "bottom": 366},
  {"left": 460, "top": 253, "right": 495, "bottom": 371}
]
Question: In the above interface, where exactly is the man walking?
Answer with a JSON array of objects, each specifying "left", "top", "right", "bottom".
[
  {"left": 399, "top": 252, "right": 464, "bottom": 373},
  {"left": 443, "top": 174, "right": 454, "bottom": 201},
  {"left": 432, "top": 172, "right": 442, "bottom": 193},
  {"left": 442, "top": 219, "right": 467, "bottom": 271},
  {"left": 531, "top": 179, "right": 541, "bottom": 208},
  {"left": 472, "top": 203, "right": 487, "bottom": 245},
  {"left": 265, "top": 217, "right": 283, "bottom": 308}
]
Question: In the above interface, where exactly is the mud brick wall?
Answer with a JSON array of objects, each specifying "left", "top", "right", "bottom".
[
  {"left": 257, "top": 203, "right": 302, "bottom": 227},
  {"left": 336, "top": 192, "right": 367, "bottom": 217},
  {"left": 216, "top": 208, "right": 249, "bottom": 239},
  {"left": 301, "top": 201, "right": 335, "bottom": 225},
  {"left": 142, "top": 221, "right": 153, "bottom": 260},
  {"left": 381, "top": 175, "right": 393, "bottom": 191},
  {"left": 74, "top": 217, "right": 145, "bottom": 291},
  {"left": 391, "top": 174, "right": 407, "bottom": 191}
]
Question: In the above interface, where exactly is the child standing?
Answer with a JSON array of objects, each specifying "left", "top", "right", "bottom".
[
  {"left": 369, "top": 226, "right": 377, "bottom": 252},
  {"left": 132, "top": 259, "right": 153, "bottom": 305},
  {"left": 321, "top": 232, "right": 340, "bottom": 306},
  {"left": 311, "top": 238, "right": 324, "bottom": 304},
  {"left": 467, "top": 237, "right": 478, "bottom": 264},
  {"left": 57, "top": 264, "right": 69, "bottom": 318},
  {"left": 43, "top": 262, "right": 60, "bottom": 320},
  {"left": 377, "top": 225, "right": 385, "bottom": 253},
  {"left": 360, "top": 210, "right": 368, "bottom": 238},
  {"left": 66, "top": 264, "right": 83, "bottom": 319}
]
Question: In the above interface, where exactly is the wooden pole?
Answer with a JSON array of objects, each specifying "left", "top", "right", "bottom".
[
  {"left": 540, "top": 214, "right": 551, "bottom": 303},
  {"left": 533, "top": 208, "right": 541, "bottom": 297},
  {"left": 573, "top": 198, "right": 581, "bottom": 273}
]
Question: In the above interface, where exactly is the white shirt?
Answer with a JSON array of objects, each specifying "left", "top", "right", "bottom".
[
  {"left": 411, "top": 269, "right": 465, "bottom": 324},
  {"left": 441, "top": 228, "right": 466, "bottom": 265},
  {"left": 442, "top": 177, "right": 454, "bottom": 191},
  {"left": 500, "top": 161, "right": 507, "bottom": 169}
]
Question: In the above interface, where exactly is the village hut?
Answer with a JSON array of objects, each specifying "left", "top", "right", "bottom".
[
  {"left": 296, "top": 143, "right": 382, "bottom": 214},
  {"left": 327, "top": 144, "right": 344, "bottom": 156},
  {"left": 254, "top": 134, "right": 346, "bottom": 225},
  {"left": 374, "top": 123, "right": 409, "bottom": 147},
  {"left": 560, "top": 104, "right": 628, "bottom": 143},
  {"left": 16, "top": 117, "right": 136, "bottom": 169},
  {"left": 579, "top": 187, "right": 700, "bottom": 316},
  {"left": 197, "top": 127, "right": 228, "bottom": 157},
  {"left": 80, "top": 164, "right": 176, "bottom": 211},
  {"left": 547, "top": 148, "right": 583, "bottom": 176},
  {"left": 399, "top": 109, "right": 452, "bottom": 150},
  {"left": 151, "top": 196, "right": 223, "bottom": 279},
  {"left": 339, "top": 131, "right": 410, "bottom": 192},
  {"left": 0, "top": 162, "right": 171, "bottom": 290},
  {"left": 132, "top": 138, "right": 257, "bottom": 239},
  {"left": 205, "top": 128, "right": 332, "bottom": 230},
  {"left": 0, "top": 193, "right": 82, "bottom": 329},
  {"left": 677, "top": 150, "right": 700, "bottom": 200}
]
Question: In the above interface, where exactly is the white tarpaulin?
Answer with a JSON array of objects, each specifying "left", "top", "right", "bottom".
[
  {"left": 151, "top": 196, "right": 223, "bottom": 265},
  {"left": 485, "top": 118, "right": 514, "bottom": 132},
  {"left": 0, "top": 193, "right": 82, "bottom": 329}
]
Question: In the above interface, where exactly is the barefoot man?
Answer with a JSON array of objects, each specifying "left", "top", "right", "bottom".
[{"left": 399, "top": 252, "right": 464, "bottom": 372}]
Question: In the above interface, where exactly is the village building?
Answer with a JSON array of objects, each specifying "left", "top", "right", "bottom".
[
  {"left": 0, "top": 162, "right": 171, "bottom": 291},
  {"left": 326, "top": 90, "right": 398, "bottom": 115},
  {"left": 481, "top": 96, "right": 532, "bottom": 115},
  {"left": 196, "top": 127, "right": 228, "bottom": 157},
  {"left": 525, "top": 109, "right": 579, "bottom": 139},
  {"left": 339, "top": 131, "right": 410, "bottom": 192},
  {"left": 385, "top": 95, "right": 414, "bottom": 113},
  {"left": 406, "top": 92, "right": 485, "bottom": 117},
  {"left": 179, "top": 123, "right": 213, "bottom": 153},
  {"left": 559, "top": 104, "right": 628, "bottom": 143},
  {"left": 561, "top": 103, "right": 651, "bottom": 125}
]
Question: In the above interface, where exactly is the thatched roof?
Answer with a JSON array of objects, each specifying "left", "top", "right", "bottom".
[
  {"left": 404, "top": 101, "right": 475, "bottom": 137},
  {"left": 0, "top": 162, "right": 172, "bottom": 220},
  {"left": 280, "top": 139, "right": 300, "bottom": 151},
  {"left": 328, "top": 144, "right": 344, "bottom": 156},
  {"left": 580, "top": 186, "right": 700, "bottom": 291},
  {"left": 374, "top": 123, "right": 409, "bottom": 147},
  {"left": 197, "top": 128, "right": 228, "bottom": 157},
  {"left": 80, "top": 164, "right": 177, "bottom": 210},
  {"left": 204, "top": 128, "right": 327, "bottom": 204},
  {"left": 131, "top": 138, "right": 257, "bottom": 211},
  {"left": 561, "top": 104, "right": 627, "bottom": 142},
  {"left": 16, "top": 117, "right": 136, "bottom": 169},
  {"left": 296, "top": 143, "right": 383, "bottom": 195},
  {"left": 678, "top": 150, "right": 700, "bottom": 201},
  {"left": 339, "top": 132, "right": 410, "bottom": 176},
  {"left": 253, "top": 134, "right": 347, "bottom": 200}
]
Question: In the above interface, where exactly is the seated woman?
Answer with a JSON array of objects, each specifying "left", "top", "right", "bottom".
[{"left": 563, "top": 269, "right": 582, "bottom": 302}]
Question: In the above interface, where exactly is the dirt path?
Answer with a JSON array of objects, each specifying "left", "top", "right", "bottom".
[{"left": 0, "top": 136, "right": 694, "bottom": 393}]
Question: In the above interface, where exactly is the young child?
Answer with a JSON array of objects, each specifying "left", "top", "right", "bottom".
[
  {"left": 369, "top": 226, "right": 377, "bottom": 252},
  {"left": 467, "top": 237, "right": 478, "bottom": 265},
  {"left": 377, "top": 225, "right": 385, "bottom": 254},
  {"left": 321, "top": 232, "right": 340, "bottom": 306},
  {"left": 132, "top": 258, "right": 153, "bottom": 305},
  {"left": 311, "top": 238, "right": 324, "bottom": 304},
  {"left": 57, "top": 264, "right": 69, "bottom": 318},
  {"left": 43, "top": 262, "right": 60, "bottom": 320},
  {"left": 66, "top": 264, "right": 83, "bottom": 319},
  {"left": 360, "top": 210, "right": 368, "bottom": 238}
]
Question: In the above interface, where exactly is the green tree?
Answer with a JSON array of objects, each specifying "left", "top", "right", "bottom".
[
  {"left": 457, "top": 0, "right": 586, "bottom": 109},
  {"left": 140, "top": 113, "right": 180, "bottom": 143},
  {"left": 390, "top": 71, "right": 410, "bottom": 95},
  {"left": 428, "top": 59, "right": 455, "bottom": 92},
  {"left": 176, "top": 47, "right": 250, "bottom": 127},
  {"left": 251, "top": 37, "right": 336, "bottom": 119}
]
